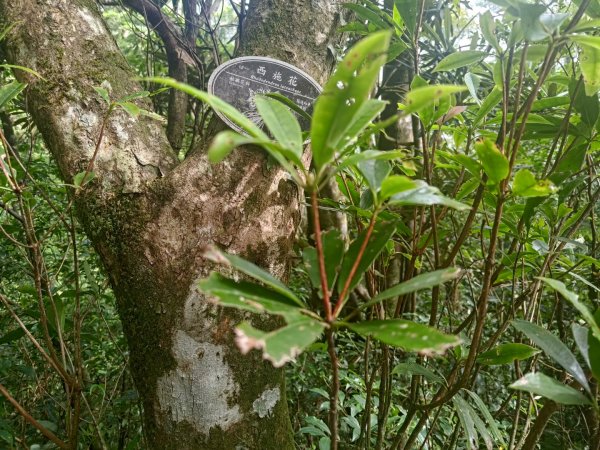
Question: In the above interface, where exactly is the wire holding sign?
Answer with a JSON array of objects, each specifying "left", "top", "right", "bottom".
[{"left": 208, "top": 56, "right": 322, "bottom": 135}]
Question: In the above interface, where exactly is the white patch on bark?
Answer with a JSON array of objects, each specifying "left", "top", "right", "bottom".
[
  {"left": 77, "top": 8, "right": 105, "bottom": 36},
  {"left": 156, "top": 330, "right": 242, "bottom": 434},
  {"left": 252, "top": 387, "right": 280, "bottom": 418}
]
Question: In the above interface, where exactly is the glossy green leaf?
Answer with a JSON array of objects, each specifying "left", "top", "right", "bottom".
[
  {"left": 255, "top": 95, "right": 303, "bottom": 159},
  {"left": 512, "top": 319, "right": 590, "bottom": 394},
  {"left": 388, "top": 180, "right": 470, "bottom": 210},
  {"left": 392, "top": 362, "right": 443, "bottom": 383},
  {"left": 202, "top": 247, "right": 303, "bottom": 306},
  {"left": 370, "top": 268, "right": 462, "bottom": 305},
  {"left": 339, "top": 99, "right": 387, "bottom": 149},
  {"left": 512, "top": 169, "right": 556, "bottom": 197},
  {"left": 402, "top": 85, "right": 466, "bottom": 115},
  {"left": 510, "top": 372, "right": 590, "bottom": 405},
  {"left": 539, "top": 277, "right": 600, "bottom": 341},
  {"left": 474, "top": 139, "right": 509, "bottom": 184},
  {"left": 477, "top": 343, "right": 541, "bottom": 366},
  {"left": 433, "top": 51, "right": 487, "bottom": 73},
  {"left": 348, "top": 320, "right": 461, "bottom": 355},
  {"left": 342, "top": 3, "right": 389, "bottom": 29},
  {"left": 337, "top": 221, "right": 396, "bottom": 298},
  {"left": 199, "top": 273, "right": 304, "bottom": 320},
  {"left": 379, "top": 175, "right": 417, "bottom": 200},
  {"left": 235, "top": 318, "right": 325, "bottom": 367},
  {"left": 311, "top": 31, "right": 391, "bottom": 170}
]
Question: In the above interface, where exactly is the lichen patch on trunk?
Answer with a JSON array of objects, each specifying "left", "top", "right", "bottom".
[
  {"left": 156, "top": 330, "right": 242, "bottom": 434},
  {"left": 252, "top": 387, "right": 280, "bottom": 418}
]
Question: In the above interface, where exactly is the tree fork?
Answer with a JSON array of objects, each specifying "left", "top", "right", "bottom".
[{"left": 0, "top": 0, "right": 341, "bottom": 447}]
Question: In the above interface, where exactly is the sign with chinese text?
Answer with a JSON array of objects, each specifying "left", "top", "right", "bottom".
[{"left": 208, "top": 56, "right": 322, "bottom": 135}]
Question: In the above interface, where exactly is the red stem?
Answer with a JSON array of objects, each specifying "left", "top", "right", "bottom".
[
  {"left": 311, "top": 190, "right": 332, "bottom": 321},
  {"left": 332, "top": 210, "right": 378, "bottom": 318}
]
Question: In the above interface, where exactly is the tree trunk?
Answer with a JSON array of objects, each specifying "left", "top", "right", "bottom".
[{"left": 0, "top": 0, "right": 339, "bottom": 447}]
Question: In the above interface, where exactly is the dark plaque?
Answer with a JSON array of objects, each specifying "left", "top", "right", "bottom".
[{"left": 208, "top": 56, "right": 322, "bottom": 134}]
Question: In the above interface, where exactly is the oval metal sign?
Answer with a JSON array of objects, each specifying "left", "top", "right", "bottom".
[{"left": 208, "top": 56, "right": 322, "bottom": 135}]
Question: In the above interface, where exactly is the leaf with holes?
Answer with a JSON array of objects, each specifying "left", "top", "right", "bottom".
[{"left": 235, "top": 318, "right": 325, "bottom": 367}]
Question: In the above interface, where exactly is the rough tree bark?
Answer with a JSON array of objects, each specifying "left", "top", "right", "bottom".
[{"left": 0, "top": 0, "right": 340, "bottom": 447}]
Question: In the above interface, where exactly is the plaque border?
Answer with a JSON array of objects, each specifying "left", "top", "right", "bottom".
[{"left": 207, "top": 56, "right": 322, "bottom": 135}]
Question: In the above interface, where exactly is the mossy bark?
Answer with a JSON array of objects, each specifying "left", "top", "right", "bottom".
[{"left": 0, "top": 0, "right": 340, "bottom": 447}]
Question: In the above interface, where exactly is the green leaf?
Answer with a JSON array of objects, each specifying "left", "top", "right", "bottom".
[
  {"left": 402, "top": 85, "right": 467, "bottom": 115},
  {"left": 512, "top": 169, "right": 555, "bottom": 197},
  {"left": 539, "top": 277, "right": 600, "bottom": 342},
  {"left": 510, "top": 372, "right": 591, "bottom": 405},
  {"left": 311, "top": 31, "right": 392, "bottom": 170},
  {"left": 480, "top": 12, "right": 500, "bottom": 52},
  {"left": 432, "top": 51, "right": 488, "bottom": 73},
  {"left": 387, "top": 180, "right": 470, "bottom": 210},
  {"left": 264, "top": 92, "right": 312, "bottom": 123},
  {"left": 369, "top": 268, "right": 462, "bottom": 305},
  {"left": 93, "top": 86, "right": 110, "bottom": 104},
  {"left": 379, "top": 175, "right": 417, "bottom": 200},
  {"left": 337, "top": 150, "right": 404, "bottom": 172},
  {"left": 348, "top": 320, "right": 461, "bottom": 355},
  {"left": 202, "top": 247, "right": 303, "bottom": 306},
  {"left": 73, "top": 171, "right": 95, "bottom": 188},
  {"left": 357, "top": 159, "right": 390, "bottom": 194},
  {"left": 303, "top": 229, "right": 344, "bottom": 294},
  {"left": 0, "top": 327, "right": 26, "bottom": 344},
  {"left": 473, "top": 87, "right": 502, "bottom": 125},
  {"left": 394, "top": 0, "right": 417, "bottom": 35},
  {"left": 143, "top": 77, "right": 268, "bottom": 139},
  {"left": 208, "top": 131, "right": 259, "bottom": 163},
  {"left": 254, "top": 95, "right": 303, "bottom": 159},
  {"left": 452, "top": 396, "right": 478, "bottom": 450},
  {"left": 474, "top": 139, "right": 509, "bottom": 184},
  {"left": 578, "top": 43, "right": 600, "bottom": 96},
  {"left": 570, "top": 34, "right": 600, "bottom": 51},
  {"left": 512, "top": 320, "right": 590, "bottom": 394},
  {"left": 589, "top": 311, "right": 600, "bottom": 380},
  {"left": 199, "top": 273, "right": 305, "bottom": 320},
  {"left": 392, "top": 362, "right": 443, "bottom": 383},
  {"left": 477, "top": 343, "right": 541, "bottom": 366},
  {"left": 464, "top": 73, "right": 481, "bottom": 105},
  {"left": 338, "top": 99, "right": 387, "bottom": 149},
  {"left": 342, "top": 3, "right": 389, "bottom": 29},
  {"left": 235, "top": 318, "right": 325, "bottom": 367},
  {"left": 0, "top": 81, "right": 26, "bottom": 110},
  {"left": 117, "top": 101, "right": 140, "bottom": 117},
  {"left": 572, "top": 323, "right": 591, "bottom": 369},
  {"left": 464, "top": 390, "right": 506, "bottom": 446},
  {"left": 337, "top": 221, "right": 396, "bottom": 298}
]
